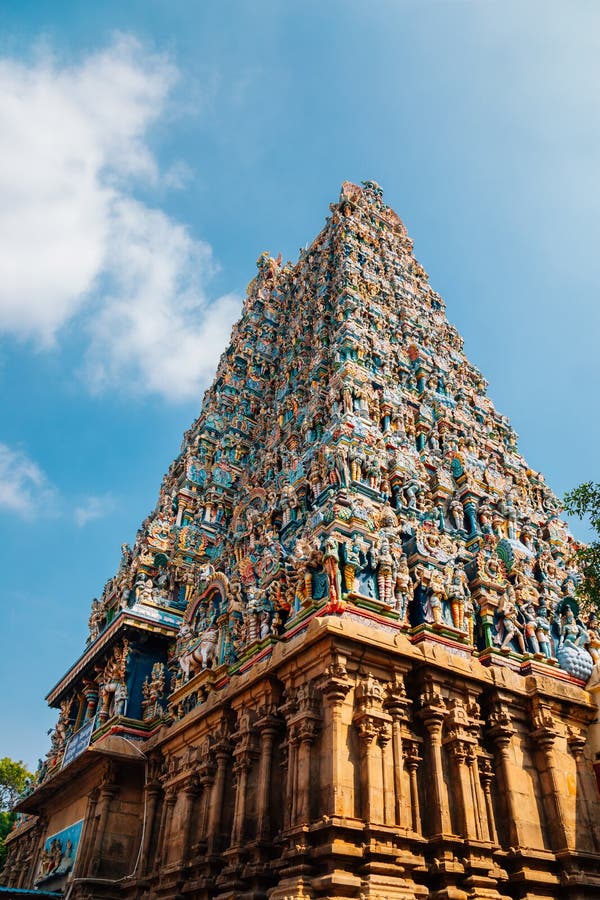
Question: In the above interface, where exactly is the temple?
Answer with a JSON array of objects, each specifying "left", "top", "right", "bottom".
[{"left": 3, "top": 180, "right": 600, "bottom": 900}]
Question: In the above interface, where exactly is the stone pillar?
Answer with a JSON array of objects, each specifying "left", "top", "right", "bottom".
[
  {"left": 231, "top": 713, "right": 257, "bottom": 847},
  {"left": 479, "top": 758, "right": 498, "bottom": 844},
  {"left": 418, "top": 694, "right": 450, "bottom": 836},
  {"left": 379, "top": 723, "right": 394, "bottom": 825},
  {"left": 256, "top": 713, "right": 280, "bottom": 840},
  {"left": 231, "top": 751, "right": 249, "bottom": 845},
  {"left": 531, "top": 710, "right": 571, "bottom": 851},
  {"left": 295, "top": 719, "right": 319, "bottom": 825},
  {"left": 404, "top": 739, "right": 422, "bottom": 834},
  {"left": 285, "top": 726, "right": 299, "bottom": 829},
  {"left": 74, "top": 788, "right": 99, "bottom": 876},
  {"left": 139, "top": 782, "right": 161, "bottom": 875},
  {"left": 207, "top": 738, "right": 232, "bottom": 853},
  {"left": 356, "top": 717, "right": 384, "bottom": 823},
  {"left": 567, "top": 728, "right": 600, "bottom": 852},
  {"left": 445, "top": 738, "right": 478, "bottom": 839},
  {"left": 488, "top": 703, "right": 523, "bottom": 848},
  {"left": 180, "top": 775, "right": 201, "bottom": 864},
  {"left": 155, "top": 787, "right": 177, "bottom": 869},
  {"left": 285, "top": 680, "right": 321, "bottom": 827},
  {"left": 196, "top": 756, "right": 216, "bottom": 849},
  {"left": 90, "top": 782, "right": 118, "bottom": 875},
  {"left": 319, "top": 662, "right": 352, "bottom": 818},
  {"left": 384, "top": 673, "right": 411, "bottom": 827},
  {"left": 353, "top": 674, "right": 392, "bottom": 825},
  {"left": 466, "top": 746, "right": 487, "bottom": 842}
]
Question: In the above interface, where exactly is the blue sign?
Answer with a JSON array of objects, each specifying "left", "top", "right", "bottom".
[{"left": 62, "top": 719, "right": 94, "bottom": 768}]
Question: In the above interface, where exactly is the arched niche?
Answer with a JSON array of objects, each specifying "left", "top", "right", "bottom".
[{"left": 184, "top": 572, "right": 230, "bottom": 629}]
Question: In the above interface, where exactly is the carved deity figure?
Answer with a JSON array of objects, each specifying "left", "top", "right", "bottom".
[
  {"left": 393, "top": 552, "right": 412, "bottom": 622},
  {"left": 374, "top": 535, "right": 394, "bottom": 604},
  {"left": 88, "top": 599, "right": 102, "bottom": 641},
  {"left": 521, "top": 601, "right": 541, "bottom": 654},
  {"left": 342, "top": 536, "right": 362, "bottom": 593},
  {"left": 495, "top": 584, "right": 526, "bottom": 653},
  {"left": 449, "top": 497, "right": 464, "bottom": 531},
  {"left": 323, "top": 534, "right": 342, "bottom": 605},
  {"left": 536, "top": 598, "right": 554, "bottom": 658},
  {"left": 559, "top": 607, "right": 587, "bottom": 649},
  {"left": 446, "top": 564, "right": 470, "bottom": 632},
  {"left": 425, "top": 568, "right": 446, "bottom": 626},
  {"left": 586, "top": 613, "right": 600, "bottom": 665}
]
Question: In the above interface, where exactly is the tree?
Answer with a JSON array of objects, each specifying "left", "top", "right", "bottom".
[
  {"left": 0, "top": 758, "right": 31, "bottom": 812},
  {"left": 563, "top": 481, "right": 600, "bottom": 610},
  {"left": 0, "top": 757, "right": 32, "bottom": 872},
  {"left": 0, "top": 811, "right": 12, "bottom": 871}
]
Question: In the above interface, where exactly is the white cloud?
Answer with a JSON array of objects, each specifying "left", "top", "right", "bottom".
[
  {"left": 0, "top": 443, "right": 58, "bottom": 519},
  {"left": 0, "top": 442, "right": 116, "bottom": 524},
  {"left": 83, "top": 196, "right": 241, "bottom": 401},
  {"left": 0, "top": 35, "right": 240, "bottom": 400},
  {"left": 74, "top": 493, "right": 116, "bottom": 527}
]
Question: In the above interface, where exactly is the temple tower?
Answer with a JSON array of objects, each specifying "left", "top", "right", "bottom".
[{"left": 4, "top": 181, "right": 600, "bottom": 900}]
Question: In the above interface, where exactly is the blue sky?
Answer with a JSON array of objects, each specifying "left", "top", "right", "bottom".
[{"left": 1, "top": 1, "right": 599, "bottom": 769}]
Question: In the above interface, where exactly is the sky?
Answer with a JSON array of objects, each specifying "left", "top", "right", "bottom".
[{"left": 1, "top": 0, "right": 599, "bottom": 770}]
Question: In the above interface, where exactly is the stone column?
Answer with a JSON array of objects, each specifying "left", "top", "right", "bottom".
[
  {"left": 531, "top": 713, "right": 571, "bottom": 851},
  {"left": 467, "top": 747, "right": 488, "bottom": 842},
  {"left": 196, "top": 756, "right": 216, "bottom": 850},
  {"left": 285, "top": 726, "right": 299, "bottom": 829},
  {"left": 207, "top": 738, "right": 232, "bottom": 853},
  {"left": 319, "top": 663, "right": 352, "bottom": 818},
  {"left": 295, "top": 719, "right": 319, "bottom": 825},
  {"left": 378, "top": 723, "right": 394, "bottom": 825},
  {"left": 286, "top": 681, "right": 321, "bottom": 827},
  {"left": 384, "top": 673, "right": 411, "bottom": 827},
  {"left": 74, "top": 788, "right": 99, "bottom": 876},
  {"left": 567, "top": 729, "right": 600, "bottom": 852},
  {"left": 155, "top": 787, "right": 177, "bottom": 869},
  {"left": 354, "top": 674, "right": 392, "bottom": 825},
  {"left": 90, "top": 782, "right": 118, "bottom": 875},
  {"left": 418, "top": 695, "right": 450, "bottom": 836},
  {"left": 445, "top": 738, "right": 478, "bottom": 839},
  {"left": 488, "top": 703, "right": 523, "bottom": 848},
  {"left": 180, "top": 775, "right": 201, "bottom": 865},
  {"left": 230, "top": 750, "right": 254, "bottom": 847},
  {"left": 404, "top": 740, "right": 422, "bottom": 834},
  {"left": 356, "top": 716, "right": 383, "bottom": 823},
  {"left": 139, "top": 782, "right": 161, "bottom": 875},
  {"left": 256, "top": 713, "right": 280, "bottom": 840},
  {"left": 278, "top": 738, "right": 289, "bottom": 831},
  {"left": 479, "top": 758, "right": 498, "bottom": 844}
]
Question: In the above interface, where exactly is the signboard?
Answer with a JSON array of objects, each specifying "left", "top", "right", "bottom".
[
  {"left": 131, "top": 603, "right": 181, "bottom": 628},
  {"left": 62, "top": 719, "right": 94, "bottom": 768}
]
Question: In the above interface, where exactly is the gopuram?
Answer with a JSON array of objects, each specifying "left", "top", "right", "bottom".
[{"left": 4, "top": 181, "right": 600, "bottom": 900}]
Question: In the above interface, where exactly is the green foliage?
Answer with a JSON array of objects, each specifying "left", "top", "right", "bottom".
[
  {"left": 564, "top": 481, "right": 600, "bottom": 611},
  {"left": 0, "top": 758, "right": 32, "bottom": 812},
  {"left": 0, "top": 810, "right": 13, "bottom": 871},
  {"left": 0, "top": 758, "right": 31, "bottom": 873}
]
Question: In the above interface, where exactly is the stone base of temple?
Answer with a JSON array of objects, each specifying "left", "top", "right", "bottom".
[{"left": 6, "top": 610, "right": 600, "bottom": 900}]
